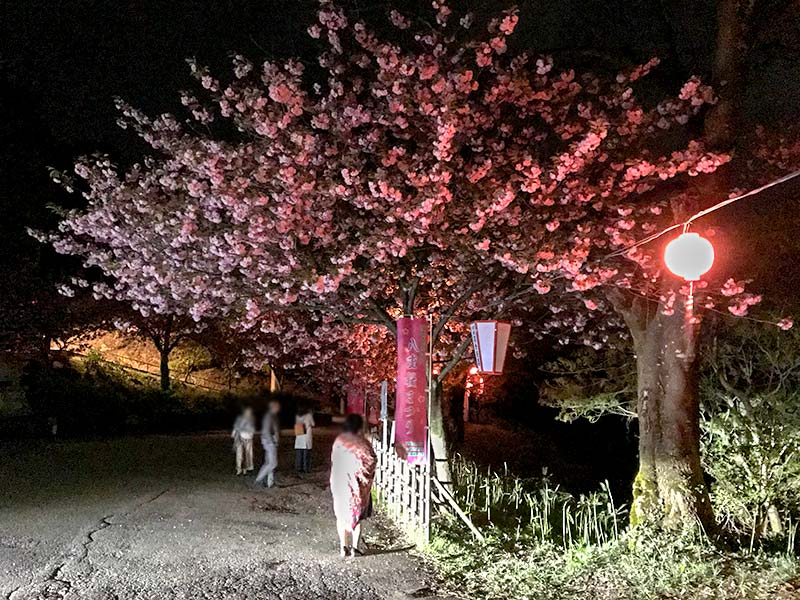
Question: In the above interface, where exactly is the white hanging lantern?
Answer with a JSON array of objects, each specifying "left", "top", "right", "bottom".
[
  {"left": 664, "top": 232, "right": 714, "bottom": 281},
  {"left": 470, "top": 321, "right": 512, "bottom": 374}
]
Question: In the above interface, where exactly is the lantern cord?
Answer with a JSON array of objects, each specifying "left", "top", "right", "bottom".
[{"left": 605, "top": 169, "right": 800, "bottom": 259}]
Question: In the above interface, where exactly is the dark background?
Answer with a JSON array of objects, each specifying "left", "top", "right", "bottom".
[{"left": 4, "top": 0, "right": 799, "bottom": 160}]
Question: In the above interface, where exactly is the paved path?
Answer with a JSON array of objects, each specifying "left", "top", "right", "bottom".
[{"left": 0, "top": 429, "right": 443, "bottom": 599}]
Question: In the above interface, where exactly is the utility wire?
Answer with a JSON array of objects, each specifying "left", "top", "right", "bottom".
[{"left": 605, "top": 169, "right": 800, "bottom": 259}]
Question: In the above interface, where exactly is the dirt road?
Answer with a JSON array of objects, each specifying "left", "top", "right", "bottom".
[{"left": 0, "top": 429, "right": 443, "bottom": 599}]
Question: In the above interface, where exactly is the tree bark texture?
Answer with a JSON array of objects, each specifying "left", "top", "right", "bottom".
[
  {"left": 704, "top": 0, "right": 742, "bottom": 149},
  {"left": 612, "top": 292, "right": 716, "bottom": 532},
  {"left": 429, "top": 381, "right": 453, "bottom": 486}
]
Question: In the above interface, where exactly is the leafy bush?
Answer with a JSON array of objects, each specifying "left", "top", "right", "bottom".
[
  {"left": 538, "top": 348, "right": 637, "bottom": 423},
  {"left": 537, "top": 319, "right": 800, "bottom": 548},
  {"left": 700, "top": 322, "right": 800, "bottom": 549},
  {"left": 426, "top": 320, "right": 800, "bottom": 598}
]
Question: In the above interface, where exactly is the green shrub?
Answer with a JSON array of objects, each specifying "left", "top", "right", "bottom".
[{"left": 700, "top": 322, "right": 800, "bottom": 550}]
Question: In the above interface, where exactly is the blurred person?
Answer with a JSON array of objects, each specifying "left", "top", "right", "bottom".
[
  {"left": 255, "top": 399, "right": 281, "bottom": 487},
  {"left": 330, "top": 414, "right": 377, "bottom": 558},
  {"left": 294, "top": 404, "right": 315, "bottom": 473},
  {"left": 231, "top": 406, "right": 255, "bottom": 475}
]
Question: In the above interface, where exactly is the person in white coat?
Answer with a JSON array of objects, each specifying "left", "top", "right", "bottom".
[
  {"left": 232, "top": 407, "right": 256, "bottom": 475},
  {"left": 294, "top": 405, "right": 315, "bottom": 473}
]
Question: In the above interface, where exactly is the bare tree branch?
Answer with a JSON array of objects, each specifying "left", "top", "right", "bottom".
[
  {"left": 436, "top": 334, "right": 472, "bottom": 384},
  {"left": 403, "top": 276, "right": 420, "bottom": 317},
  {"left": 432, "top": 282, "right": 485, "bottom": 344}
]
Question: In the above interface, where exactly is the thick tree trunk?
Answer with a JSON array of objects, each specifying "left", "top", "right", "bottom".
[
  {"left": 429, "top": 382, "right": 453, "bottom": 486},
  {"left": 159, "top": 349, "right": 171, "bottom": 392},
  {"left": 625, "top": 0, "right": 743, "bottom": 531},
  {"left": 705, "top": 0, "right": 741, "bottom": 149},
  {"left": 609, "top": 289, "right": 715, "bottom": 532},
  {"left": 627, "top": 305, "right": 715, "bottom": 532},
  {"left": 444, "top": 382, "right": 466, "bottom": 448}
]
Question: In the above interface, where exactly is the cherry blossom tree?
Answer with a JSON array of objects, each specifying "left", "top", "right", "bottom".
[
  {"left": 124, "top": 314, "right": 196, "bottom": 391},
  {"left": 44, "top": 0, "right": 791, "bottom": 528}
]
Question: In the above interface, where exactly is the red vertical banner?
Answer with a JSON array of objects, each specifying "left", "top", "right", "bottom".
[
  {"left": 395, "top": 317, "right": 428, "bottom": 465},
  {"left": 346, "top": 359, "right": 365, "bottom": 416},
  {"left": 346, "top": 385, "right": 365, "bottom": 416}
]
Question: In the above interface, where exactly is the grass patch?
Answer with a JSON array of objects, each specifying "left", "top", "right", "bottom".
[
  {"left": 425, "top": 456, "right": 800, "bottom": 600},
  {"left": 428, "top": 526, "right": 798, "bottom": 600}
]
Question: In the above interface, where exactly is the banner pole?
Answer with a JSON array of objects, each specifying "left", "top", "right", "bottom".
[
  {"left": 425, "top": 314, "right": 433, "bottom": 544},
  {"left": 426, "top": 314, "right": 433, "bottom": 472}
]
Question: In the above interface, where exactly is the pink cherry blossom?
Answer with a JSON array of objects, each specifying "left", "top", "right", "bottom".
[{"left": 39, "top": 0, "right": 763, "bottom": 389}]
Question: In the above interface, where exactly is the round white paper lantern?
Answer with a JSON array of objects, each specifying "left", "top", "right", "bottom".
[{"left": 664, "top": 232, "right": 714, "bottom": 281}]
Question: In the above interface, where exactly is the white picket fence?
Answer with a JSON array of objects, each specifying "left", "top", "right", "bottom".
[{"left": 371, "top": 422, "right": 431, "bottom": 546}]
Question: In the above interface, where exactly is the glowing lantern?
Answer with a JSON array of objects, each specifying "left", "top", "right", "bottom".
[
  {"left": 664, "top": 232, "right": 714, "bottom": 281},
  {"left": 470, "top": 321, "right": 511, "bottom": 374}
]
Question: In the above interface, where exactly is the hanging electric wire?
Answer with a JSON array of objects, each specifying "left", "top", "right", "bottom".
[{"left": 605, "top": 169, "right": 800, "bottom": 259}]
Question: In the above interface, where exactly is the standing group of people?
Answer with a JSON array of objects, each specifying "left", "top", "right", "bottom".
[
  {"left": 231, "top": 401, "right": 315, "bottom": 485},
  {"left": 230, "top": 403, "right": 377, "bottom": 557}
]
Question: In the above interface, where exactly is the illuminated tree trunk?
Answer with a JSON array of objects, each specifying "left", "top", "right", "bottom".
[
  {"left": 622, "top": 0, "right": 743, "bottom": 531},
  {"left": 429, "top": 335, "right": 472, "bottom": 487},
  {"left": 616, "top": 0, "right": 744, "bottom": 520},
  {"left": 147, "top": 314, "right": 179, "bottom": 393},
  {"left": 429, "top": 382, "right": 452, "bottom": 485},
  {"left": 611, "top": 291, "right": 715, "bottom": 531}
]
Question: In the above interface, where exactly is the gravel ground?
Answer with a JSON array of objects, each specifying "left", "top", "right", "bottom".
[{"left": 0, "top": 429, "right": 444, "bottom": 600}]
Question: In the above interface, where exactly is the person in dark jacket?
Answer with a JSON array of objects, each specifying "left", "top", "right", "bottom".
[{"left": 255, "top": 400, "right": 281, "bottom": 487}]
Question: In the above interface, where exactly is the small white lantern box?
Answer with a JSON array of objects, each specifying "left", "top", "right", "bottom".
[{"left": 470, "top": 320, "right": 512, "bottom": 374}]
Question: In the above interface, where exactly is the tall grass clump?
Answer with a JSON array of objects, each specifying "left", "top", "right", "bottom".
[{"left": 449, "top": 454, "right": 624, "bottom": 549}]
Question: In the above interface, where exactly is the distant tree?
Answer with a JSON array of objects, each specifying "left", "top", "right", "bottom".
[{"left": 118, "top": 313, "right": 197, "bottom": 391}]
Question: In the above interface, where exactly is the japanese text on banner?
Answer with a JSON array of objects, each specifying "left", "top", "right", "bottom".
[{"left": 395, "top": 317, "right": 428, "bottom": 465}]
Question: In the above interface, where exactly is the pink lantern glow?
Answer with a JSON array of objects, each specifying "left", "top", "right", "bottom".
[
  {"left": 664, "top": 232, "right": 714, "bottom": 281},
  {"left": 470, "top": 321, "right": 512, "bottom": 374}
]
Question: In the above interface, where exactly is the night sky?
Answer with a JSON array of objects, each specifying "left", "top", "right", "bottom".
[
  {"left": 2, "top": 0, "right": 799, "bottom": 307},
  {"left": 4, "top": 1, "right": 799, "bottom": 183}
]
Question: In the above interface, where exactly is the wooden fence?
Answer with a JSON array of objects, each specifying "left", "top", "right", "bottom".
[{"left": 371, "top": 421, "right": 431, "bottom": 546}]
